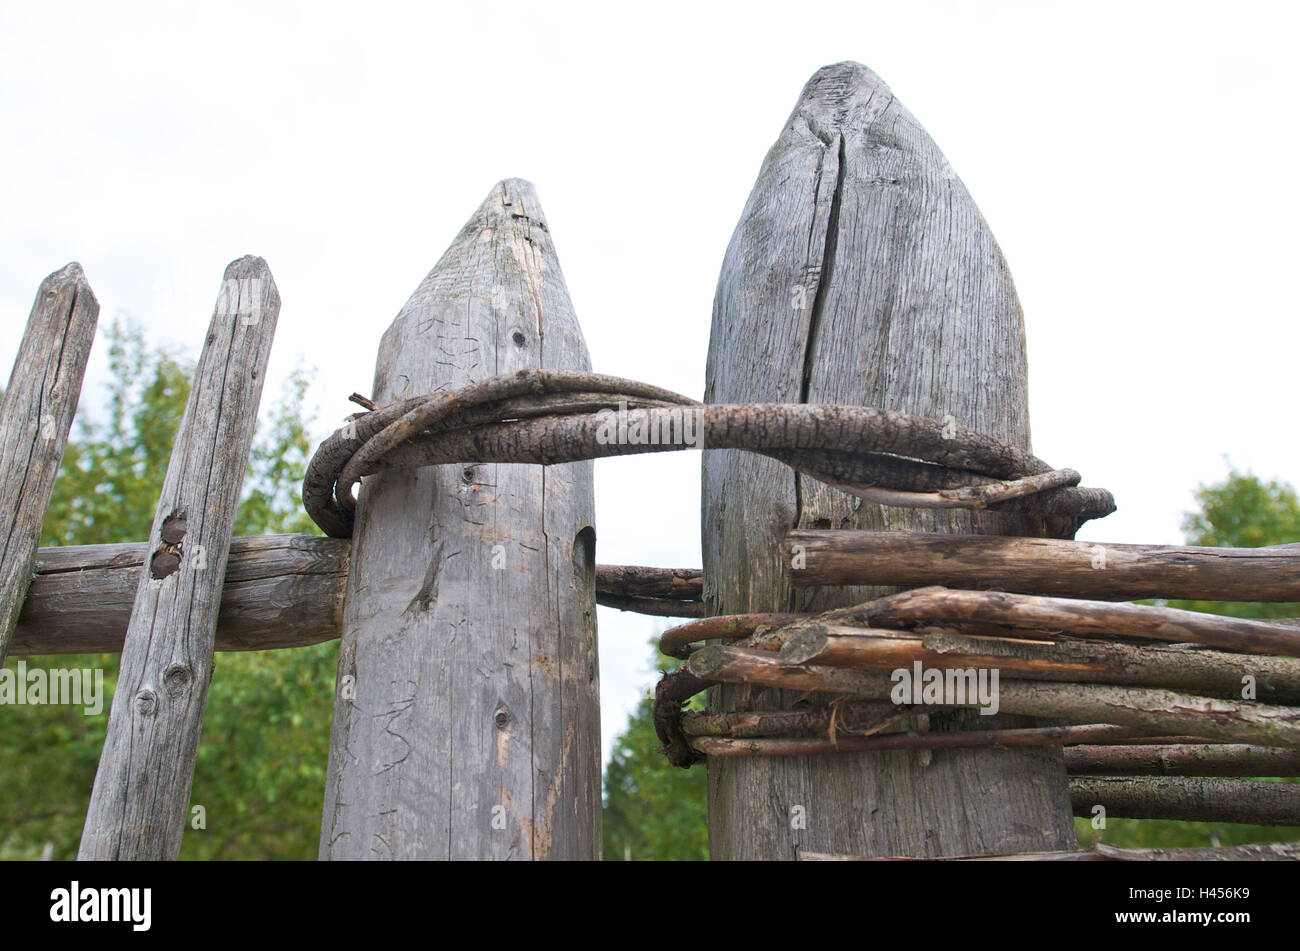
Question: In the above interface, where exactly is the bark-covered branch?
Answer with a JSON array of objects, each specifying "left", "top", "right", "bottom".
[
  {"left": 1070, "top": 777, "right": 1300, "bottom": 825},
  {"left": 778, "top": 624, "right": 1300, "bottom": 703},
  {"left": 784, "top": 530, "right": 1300, "bottom": 602},
  {"left": 303, "top": 371, "right": 1115, "bottom": 539},
  {"left": 684, "top": 644, "right": 1300, "bottom": 749},
  {"left": 864, "top": 586, "right": 1300, "bottom": 656},
  {"left": 1064, "top": 743, "right": 1300, "bottom": 776},
  {"left": 799, "top": 841, "right": 1300, "bottom": 861}
]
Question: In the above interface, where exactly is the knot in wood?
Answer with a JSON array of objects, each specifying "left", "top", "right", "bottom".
[
  {"left": 134, "top": 688, "right": 158, "bottom": 717},
  {"left": 163, "top": 664, "right": 192, "bottom": 699}
]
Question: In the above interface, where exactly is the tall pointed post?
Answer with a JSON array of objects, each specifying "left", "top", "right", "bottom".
[
  {"left": 80, "top": 257, "right": 281, "bottom": 859},
  {"left": 319, "top": 180, "right": 600, "bottom": 860},
  {"left": 702, "top": 62, "right": 1077, "bottom": 858},
  {"left": 0, "top": 263, "right": 98, "bottom": 667}
]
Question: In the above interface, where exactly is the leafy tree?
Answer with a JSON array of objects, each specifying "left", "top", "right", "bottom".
[
  {"left": 0, "top": 317, "right": 334, "bottom": 859},
  {"left": 602, "top": 639, "right": 708, "bottom": 860},
  {"left": 1162, "top": 469, "right": 1300, "bottom": 620}
]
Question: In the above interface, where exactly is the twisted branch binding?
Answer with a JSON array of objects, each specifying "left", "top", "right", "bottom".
[
  {"left": 303, "top": 369, "right": 1115, "bottom": 539},
  {"left": 652, "top": 592, "right": 1300, "bottom": 768}
]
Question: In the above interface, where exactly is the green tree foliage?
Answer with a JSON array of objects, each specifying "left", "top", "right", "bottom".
[
  {"left": 0, "top": 317, "right": 335, "bottom": 859},
  {"left": 1076, "top": 466, "right": 1300, "bottom": 850},
  {"left": 602, "top": 640, "right": 708, "bottom": 860},
  {"left": 1162, "top": 469, "right": 1300, "bottom": 620}
]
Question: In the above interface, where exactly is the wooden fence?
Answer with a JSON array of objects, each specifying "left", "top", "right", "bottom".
[{"left": 2, "top": 61, "right": 1299, "bottom": 862}]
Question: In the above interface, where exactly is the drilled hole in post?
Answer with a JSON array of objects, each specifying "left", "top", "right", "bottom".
[
  {"left": 573, "top": 526, "right": 598, "bottom": 685},
  {"left": 573, "top": 526, "right": 596, "bottom": 589}
]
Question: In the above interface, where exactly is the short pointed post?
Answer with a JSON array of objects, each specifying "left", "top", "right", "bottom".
[
  {"left": 79, "top": 257, "right": 281, "bottom": 860},
  {"left": 702, "top": 62, "right": 1076, "bottom": 859},
  {"left": 318, "top": 180, "right": 600, "bottom": 860},
  {"left": 0, "top": 263, "right": 98, "bottom": 666}
]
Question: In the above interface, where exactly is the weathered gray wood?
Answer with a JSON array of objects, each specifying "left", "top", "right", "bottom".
[
  {"left": 702, "top": 61, "right": 1077, "bottom": 859},
  {"left": 79, "top": 257, "right": 280, "bottom": 860},
  {"left": 785, "top": 530, "right": 1300, "bottom": 601},
  {"left": 15, "top": 539, "right": 693, "bottom": 651},
  {"left": 13, "top": 535, "right": 347, "bottom": 654},
  {"left": 0, "top": 263, "right": 98, "bottom": 667},
  {"left": 318, "top": 180, "right": 599, "bottom": 860}
]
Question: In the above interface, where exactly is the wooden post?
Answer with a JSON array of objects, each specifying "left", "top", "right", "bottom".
[
  {"left": 318, "top": 180, "right": 600, "bottom": 860},
  {"left": 702, "top": 62, "right": 1077, "bottom": 858},
  {"left": 79, "top": 257, "right": 281, "bottom": 860},
  {"left": 0, "top": 263, "right": 98, "bottom": 667}
]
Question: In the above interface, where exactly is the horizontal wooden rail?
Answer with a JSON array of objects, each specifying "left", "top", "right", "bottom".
[
  {"left": 1070, "top": 776, "right": 1300, "bottom": 825},
  {"left": 15, "top": 535, "right": 348, "bottom": 654},
  {"left": 799, "top": 841, "right": 1300, "bottom": 861},
  {"left": 12, "top": 536, "right": 703, "bottom": 654},
  {"left": 685, "top": 645, "right": 1300, "bottom": 749},
  {"left": 865, "top": 587, "right": 1300, "bottom": 656},
  {"left": 776, "top": 624, "right": 1300, "bottom": 704},
  {"left": 1064, "top": 743, "right": 1300, "bottom": 777},
  {"left": 784, "top": 530, "right": 1300, "bottom": 601}
]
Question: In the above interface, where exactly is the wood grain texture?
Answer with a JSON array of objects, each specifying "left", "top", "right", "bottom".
[
  {"left": 13, "top": 541, "right": 692, "bottom": 652},
  {"left": 318, "top": 180, "right": 600, "bottom": 860},
  {"left": 0, "top": 262, "right": 99, "bottom": 666},
  {"left": 13, "top": 535, "right": 347, "bottom": 654},
  {"left": 79, "top": 256, "right": 280, "bottom": 860},
  {"left": 785, "top": 530, "right": 1300, "bottom": 601},
  {"left": 701, "top": 61, "right": 1077, "bottom": 859}
]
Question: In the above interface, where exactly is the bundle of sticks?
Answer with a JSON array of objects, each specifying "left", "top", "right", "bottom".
[{"left": 654, "top": 582, "right": 1300, "bottom": 827}]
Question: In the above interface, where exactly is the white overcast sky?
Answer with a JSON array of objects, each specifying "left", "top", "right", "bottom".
[{"left": 2, "top": 1, "right": 1297, "bottom": 764}]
